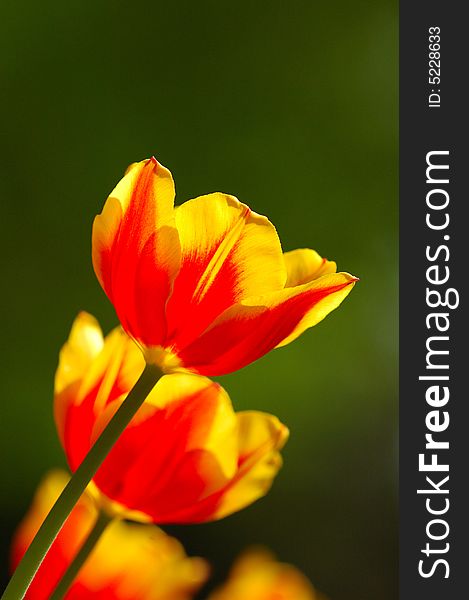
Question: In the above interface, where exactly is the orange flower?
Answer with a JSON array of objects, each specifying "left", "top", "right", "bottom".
[
  {"left": 207, "top": 549, "right": 326, "bottom": 600},
  {"left": 10, "top": 470, "right": 209, "bottom": 600},
  {"left": 54, "top": 313, "right": 288, "bottom": 524},
  {"left": 92, "top": 157, "right": 357, "bottom": 376}
]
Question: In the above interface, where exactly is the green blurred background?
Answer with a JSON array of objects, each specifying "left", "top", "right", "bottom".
[{"left": 1, "top": 1, "right": 397, "bottom": 598}]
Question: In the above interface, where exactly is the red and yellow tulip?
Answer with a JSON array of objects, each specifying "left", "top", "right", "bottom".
[
  {"left": 206, "top": 549, "right": 325, "bottom": 600},
  {"left": 54, "top": 313, "right": 288, "bottom": 524},
  {"left": 92, "top": 157, "right": 357, "bottom": 376},
  {"left": 10, "top": 470, "right": 209, "bottom": 600}
]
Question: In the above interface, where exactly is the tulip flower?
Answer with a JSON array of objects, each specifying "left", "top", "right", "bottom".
[
  {"left": 92, "top": 157, "right": 357, "bottom": 376},
  {"left": 206, "top": 549, "right": 325, "bottom": 600},
  {"left": 10, "top": 470, "right": 210, "bottom": 600},
  {"left": 54, "top": 312, "right": 288, "bottom": 524}
]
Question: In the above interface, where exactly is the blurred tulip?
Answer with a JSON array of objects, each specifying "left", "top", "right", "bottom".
[
  {"left": 92, "top": 157, "right": 357, "bottom": 376},
  {"left": 54, "top": 313, "right": 288, "bottom": 524},
  {"left": 207, "top": 549, "right": 326, "bottom": 600},
  {"left": 10, "top": 470, "right": 210, "bottom": 600}
]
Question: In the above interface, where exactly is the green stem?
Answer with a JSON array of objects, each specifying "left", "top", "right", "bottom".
[
  {"left": 50, "top": 512, "right": 112, "bottom": 600},
  {"left": 2, "top": 363, "right": 162, "bottom": 600}
]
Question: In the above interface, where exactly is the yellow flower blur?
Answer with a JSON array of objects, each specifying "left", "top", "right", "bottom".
[
  {"left": 10, "top": 470, "right": 209, "bottom": 600},
  {"left": 207, "top": 549, "right": 327, "bottom": 600}
]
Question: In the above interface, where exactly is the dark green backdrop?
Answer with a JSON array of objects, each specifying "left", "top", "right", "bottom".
[{"left": 1, "top": 1, "right": 397, "bottom": 598}]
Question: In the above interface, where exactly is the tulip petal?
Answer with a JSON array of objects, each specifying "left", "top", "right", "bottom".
[
  {"left": 213, "top": 411, "right": 289, "bottom": 520},
  {"left": 56, "top": 318, "right": 144, "bottom": 471},
  {"left": 149, "top": 411, "right": 288, "bottom": 524},
  {"left": 54, "top": 313, "right": 105, "bottom": 446},
  {"left": 92, "top": 158, "right": 181, "bottom": 346},
  {"left": 284, "top": 248, "right": 336, "bottom": 287},
  {"left": 165, "top": 193, "right": 286, "bottom": 349},
  {"left": 178, "top": 272, "right": 357, "bottom": 375},
  {"left": 54, "top": 312, "right": 104, "bottom": 395},
  {"left": 91, "top": 374, "right": 239, "bottom": 522}
]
